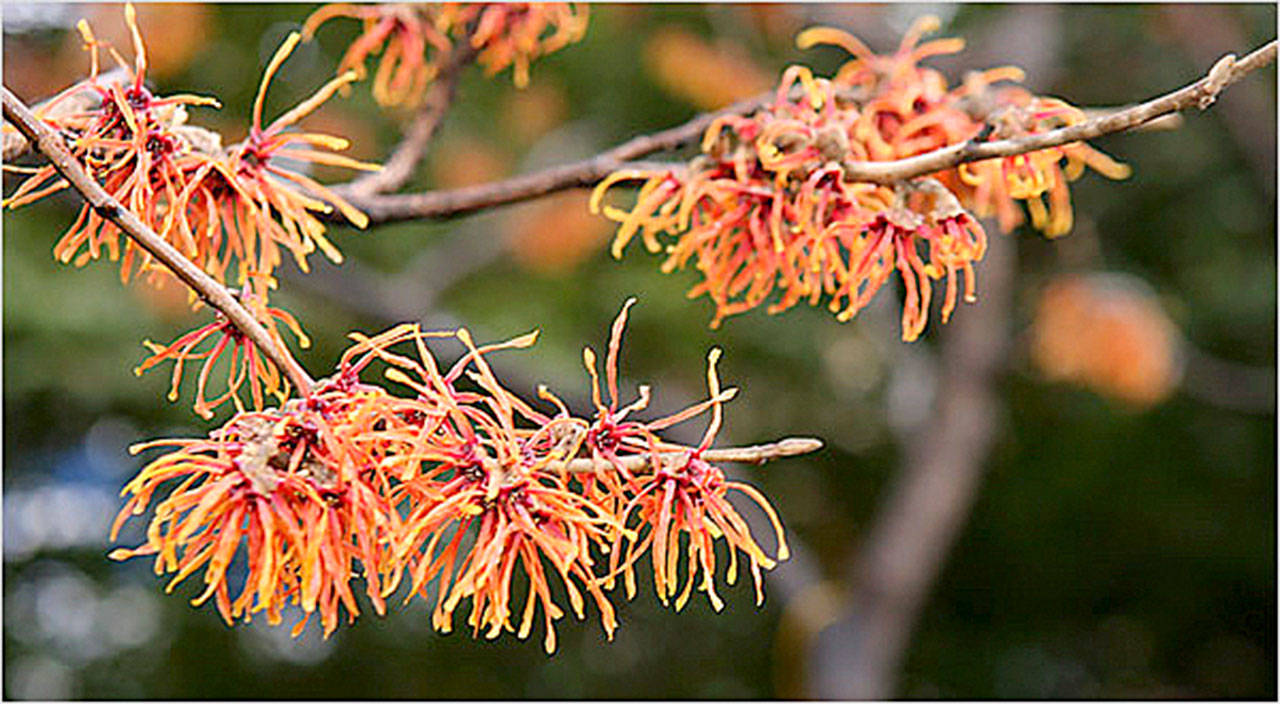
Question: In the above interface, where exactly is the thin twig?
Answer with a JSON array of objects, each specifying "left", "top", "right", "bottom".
[
  {"left": 1080, "top": 107, "right": 1183, "bottom": 132},
  {"left": 837, "top": 39, "right": 1276, "bottom": 183},
  {"left": 699, "top": 436, "right": 825, "bottom": 463},
  {"left": 2, "top": 85, "right": 316, "bottom": 393},
  {"left": 345, "top": 39, "right": 1275, "bottom": 223},
  {"left": 528, "top": 437, "right": 824, "bottom": 475},
  {"left": 1162, "top": 5, "right": 1276, "bottom": 190},
  {"left": 344, "top": 89, "right": 779, "bottom": 223},
  {"left": 333, "top": 44, "right": 479, "bottom": 200}
]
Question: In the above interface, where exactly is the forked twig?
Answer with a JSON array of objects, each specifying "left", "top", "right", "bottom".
[
  {"left": 345, "top": 39, "right": 1275, "bottom": 223},
  {"left": 334, "top": 44, "right": 479, "bottom": 199}
]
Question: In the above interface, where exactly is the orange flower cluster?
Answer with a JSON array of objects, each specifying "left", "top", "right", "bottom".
[
  {"left": 592, "top": 18, "right": 1130, "bottom": 340},
  {"left": 3, "top": 6, "right": 219, "bottom": 286},
  {"left": 135, "top": 275, "right": 311, "bottom": 419},
  {"left": 4, "top": 7, "right": 372, "bottom": 288},
  {"left": 2, "top": 6, "right": 375, "bottom": 417},
  {"left": 303, "top": 2, "right": 588, "bottom": 106},
  {"left": 111, "top": 301, "right": 789, "bottom": 650},
  {"left": 1031, "top": 273, "right": 1182, "bottom": 407}
]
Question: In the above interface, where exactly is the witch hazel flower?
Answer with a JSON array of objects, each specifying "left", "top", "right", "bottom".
[
  {"left": 592, "top": 66, "right": 891, "bottom": 330},
  {"left": 439, "top": 2, "right": 589, "bottom": 88},
  {"left": 303, "top": 2, "right": 588, "bottom": 107},
  {"left": 134, "top": 273, "right": 310, "bottom": 419},
  {"left": 174, "top": 30, "right": 377, "bottom": 287},
  {"left": 954, "top": 92, "right": 1131, "bottom": 237},
  {"left": 607, "top": 347, "right": 788, "bottom": 613},
  {"left": 3, "top": 5, "right": 222, "bottom": 285},
  {"left": 5, "top": 6, "right": 377, "bottom": 295},
  {"left": 109, "top": 392, "right": 404, "bottom": 638},
  {"left": 594, "top": 18, "right": 1129, "bottom": 341},
  {"left": 302, "top": 3, "right": 452, "bottom": 107},
  {"left": 111, "top": 300, "right": 799, "bottom": 652}
]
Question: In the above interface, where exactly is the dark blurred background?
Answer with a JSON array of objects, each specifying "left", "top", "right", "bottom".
[{"left": 3, "top": 3, "right": 1275, "bottom": 699}]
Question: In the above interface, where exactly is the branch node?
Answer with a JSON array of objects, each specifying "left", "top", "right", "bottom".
[{"left": 1199, "top": 53, "right": 1238, "bottom": 109}]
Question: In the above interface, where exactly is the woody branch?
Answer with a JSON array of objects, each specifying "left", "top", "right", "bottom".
[
  {"left": 3, "top": 84, "right": 819, "bottom": 468},
  {"left": 334, "top": 42, "right": 480, "bottom": 199},
  {"left": 839, "top": 38, "right": 1277, "bottom": 183},
  {"left": 342, "top": 87, "right": 779, "bottom": 223},
  {"left": 344, "top": 38, "right": 1275, "bottom": 224},
  {"left": 1, "top": 85, "right": 317, "bottom": 394},
  {"left": 551, "top": 437, "right": 825, "bottom": 474}
]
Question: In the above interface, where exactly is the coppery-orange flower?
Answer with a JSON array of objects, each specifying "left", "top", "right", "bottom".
[
  {"left": 448, "top": 3, "right": 588, "bottom": 88},
  {"left": 350, "top": 322, "right": 620, "bottom": 652},
  {"left": 174, "top": 31, "right": 376, "bottom": 286},
  {"left": 114, "top": 300, "right": 795, "bottom": 650},
  {"left": 954, "top": 93, "right": 1131, "bottom": 237},
  {"left": 606, "top": 346, "right": 788, "bottom": 612},
  {"left": 4, "top": 8, "right": 375, "bottom": 294},
  {"left": 110, "top": 392, "right": 404, "bottom": 637},
  {"left": 134, "top": 276, "right": 310, "bottom": 419},
  {"left": 3, "top": 5, "right": 221, "bottom": 285},
  {"left": 304, "top": 2, "right": 588, "bottom": 107},
  {"left": 302, "top": 3, "right": 451, "bottom": 108},
  {"left": 593, "top": 18, "right": 1128, "bottom": 340}
]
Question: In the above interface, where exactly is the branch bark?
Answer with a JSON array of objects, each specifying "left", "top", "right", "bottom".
[
  {"left": 838, "top": 38, "right": 1277, "bottom": 184},
  {"left": 1161, "top": 6, "right": 1276, "bottom": 192},
  {"left": 2, "top": 86, "right": 316, "bottom": 393},
  {"left": 478, "top": 436, "right": 823, "bottom": 476},
  {"left": 343, "top": 89, "right": 778, "bottom": 223},
  {"left": 333, "top": 44, "right": 478, "bottom": 200},
  {"left": 343, "top": 39, "right": 1274, "bottom": 224}
]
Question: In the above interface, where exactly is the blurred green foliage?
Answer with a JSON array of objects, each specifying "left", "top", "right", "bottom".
[{"left": 4, "top": 3, "right": 1274, "bottom": 699}]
